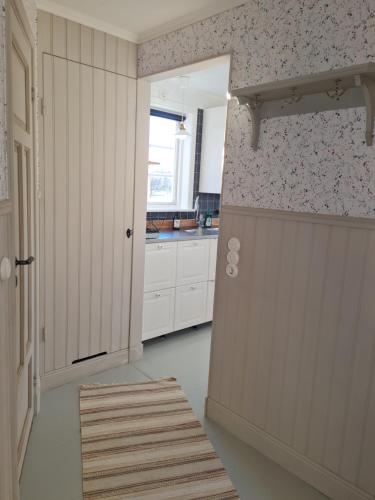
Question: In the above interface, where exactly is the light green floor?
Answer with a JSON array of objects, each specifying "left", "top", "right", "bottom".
[{"left": 20, "top": 325, "right": 328, "bottom": 500}]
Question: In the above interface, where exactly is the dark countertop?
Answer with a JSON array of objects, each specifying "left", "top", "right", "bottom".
[{"left": 145, "top": 228, "right": 219, "bottom": 244}]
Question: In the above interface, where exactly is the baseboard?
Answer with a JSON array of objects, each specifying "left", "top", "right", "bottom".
[
  {"left": 206, "top": 397, "right": 372, "bottom": 500},
  {"left": 41, "top": 349, "right": 129, "bottom": 391}
]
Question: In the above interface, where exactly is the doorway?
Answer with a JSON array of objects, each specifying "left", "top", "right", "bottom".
[{"left": 138, "top": 55, "right": 230, "bottom": 349}]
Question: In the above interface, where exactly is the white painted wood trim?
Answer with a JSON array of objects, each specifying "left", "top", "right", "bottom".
[
  {"left": 36, "top": 0, "right": 246, "bottom": 44},
  {"left": 36, "top": 0, "right": 137, "bottom": 43},
  {"left": 128, "top": 79, "right": 150, "bottom": 361},
  {"left": 41, "top": 349, "right": 129, "bottom": 391},
  {"left": 222, "top": 204, "right": 375, "bottom": 229},
  {"left": 206, "top": 397, "right": 373, "bottom": 500}
]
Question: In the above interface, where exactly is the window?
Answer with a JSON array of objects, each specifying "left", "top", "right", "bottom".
[{"left": 148, "top": 111, "right": 183, "bottom": 207}]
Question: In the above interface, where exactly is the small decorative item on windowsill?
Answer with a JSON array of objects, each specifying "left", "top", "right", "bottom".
[{"left": 173, "top": 215, "right": 181, "bottom": 230}]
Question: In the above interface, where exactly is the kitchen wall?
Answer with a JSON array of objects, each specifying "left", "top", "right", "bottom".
[{"left": 139, "top": 0, "right": 375, "bottom": 219}]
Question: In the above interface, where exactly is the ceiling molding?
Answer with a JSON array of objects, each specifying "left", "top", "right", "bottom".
[
  {"left": 138, "top": 0, "right": 246, "bottom": 43},
  {"left": 36, "top": 0, "right": 138, "bottom": 43},
  {"left": 36, "top": 0, "right": 246, "bottom": 45}
]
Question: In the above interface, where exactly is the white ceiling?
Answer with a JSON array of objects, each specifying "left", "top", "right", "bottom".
[
  {"left": 151, "top": 61, "right": 230, "bottom": 111},
  {"left": 37, "top": 0, "right": 246, "bottom": 43}
]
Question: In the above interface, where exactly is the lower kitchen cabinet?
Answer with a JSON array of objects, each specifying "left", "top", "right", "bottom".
[
  {"left": 142, "top": 288, "right": 175, "bottom": 341},
  {"left": 142, "top": 237, "right": 218, "bottom": 341},
  {"left": 174, "top": 282, "right": 208, "bottom": 332},
  {"left": 206, "top": 281, "right": 215, "bottom": 322}
]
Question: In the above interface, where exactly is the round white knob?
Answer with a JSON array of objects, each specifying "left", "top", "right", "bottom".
[
  {"left": 0, "top": 257, "right": 12, "bottom": 281},
  {"left": 226, "top": 263, "right": 238, "bottom": 278},
  {"left": 227, "top": 251, "right": 239, "bottom": 265},
  {"left": 228, "top": 237, "right": 240, "bottom": 252}
]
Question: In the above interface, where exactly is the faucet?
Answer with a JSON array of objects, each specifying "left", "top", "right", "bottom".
[{"left": 194, "top": 195, "right": 200, "bottom": 224}]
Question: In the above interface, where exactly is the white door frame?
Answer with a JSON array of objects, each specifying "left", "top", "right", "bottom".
[{"left": 128, "top": 79, "right": 150, "bottom": 361}]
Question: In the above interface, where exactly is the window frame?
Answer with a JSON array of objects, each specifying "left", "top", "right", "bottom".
[{"left": 147, "top": 109, "right": 186, "bottom": 211}]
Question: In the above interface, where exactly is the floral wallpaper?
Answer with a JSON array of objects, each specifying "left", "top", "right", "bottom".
[{"left": 138, "top": 0, "right": 375, "bottom": 218}]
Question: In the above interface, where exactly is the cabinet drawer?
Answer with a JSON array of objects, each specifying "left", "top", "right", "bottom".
[
  {"left": 142, "top": 288, "right": 175, "bottom": 341},
  {"left": 174, "top": 282, "right": 208, "bottom": 331},
  {"left": 208, "top": 238, "right": 218, "bottom": 281},
  {"left": 144, "top": 242, "right": 177, "bottom": 292},
  {"left": 176, "top": 239, "right": 210, "bottom": 286},
  {"left": 206, "top": 281, "right": 215, "bottom": 322}
]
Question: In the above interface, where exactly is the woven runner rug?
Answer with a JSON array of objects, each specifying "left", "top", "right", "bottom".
[{"left": 79, "top": 377, "right": 239, "bottom": 499}]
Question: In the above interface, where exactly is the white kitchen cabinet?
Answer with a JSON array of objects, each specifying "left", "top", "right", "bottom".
[
  {"left": 208, "top": 238, "right": 218, "bottom": 281},
  {"left": 176, "top": 239, "right": 210, "bottom": 286},
  {"left": 144, "top": 242, "right": 177, "bottom": 292},
  {"left": 142, "top": 288, "right": 175, "bottom": 341},
  {"left": 206, "top": 281, "right": 215, "bottom": 322},
  {"left": 199, "top": 105, "right": 227, "bottom": 194},
  {"left": 174, "top": 282, "right": 208, "bottom": 331}
]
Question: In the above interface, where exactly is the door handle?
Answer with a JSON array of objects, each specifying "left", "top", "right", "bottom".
[
  {"left": 126, "top": 228, "right": 133, "bottom": 238},
  {"left": 15, "top": 256, "right": 35, "bottom": 267}
]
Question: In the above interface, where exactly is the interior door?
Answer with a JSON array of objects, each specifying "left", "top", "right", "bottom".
[
  {"left": 10, "top": 2, "right": 35, "bottom": 474},
  {"left": 42, "top": 54, "right": 136, "bottom": 372}
]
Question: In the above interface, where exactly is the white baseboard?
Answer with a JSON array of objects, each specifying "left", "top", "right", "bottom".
[
  {"left": 206, "top": 397, "right": 372, "bottom": 500},
  {"left": 41, "top": 349, "right": 129, "bottom": 391}
]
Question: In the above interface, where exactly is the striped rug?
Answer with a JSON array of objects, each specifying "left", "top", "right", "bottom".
[{"left": 79, "top": 378, "right": 239, "bottom": 499}]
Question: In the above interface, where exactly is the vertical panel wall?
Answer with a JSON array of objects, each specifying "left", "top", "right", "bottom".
[
  {"left": 207, "top": 205, "right": 375, "bottom": 500},
  {"left": 38, "top": 12, "right": 137, "bottom": 386}
]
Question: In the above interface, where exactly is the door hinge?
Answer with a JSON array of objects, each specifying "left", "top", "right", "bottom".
[
  {"left": 31, "top": 86, "right": 35, "bottom": 102},
  {"left": 41, "top": 327, "right": 46, "bottom": 342}
]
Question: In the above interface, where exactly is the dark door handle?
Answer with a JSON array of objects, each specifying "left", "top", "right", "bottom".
[
  {"left": 126, "top": 229, "right": 133, "bottom": 238},
  {"left": 15, "top": 256, "right": 35, "bottom": 267}
]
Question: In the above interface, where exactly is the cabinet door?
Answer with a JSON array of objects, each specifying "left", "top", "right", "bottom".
[
  {"left": 199, "top": 105, "right": 227, "bottom": 194},
  {"left": 144, "top": 242, "right": 177, "bottom": 292},
  {"left": 176, "top": 239, "right": 210, "bottom": 286},
  {"left": 142, "top": 288, "right": 175, "bottom": 341},
  {"left": 206, "top": 281, "right": 215, "bottom": 322},
  {"left": 174, "top": 283, "right": 208, "bottom": 331},
  {"left": 208, "top": 238, "right": 218, "bottom": 281}
]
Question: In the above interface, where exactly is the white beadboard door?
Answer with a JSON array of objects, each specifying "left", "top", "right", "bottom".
[{"left": 42, "top": 54, "right": 136, "bottom": 372}]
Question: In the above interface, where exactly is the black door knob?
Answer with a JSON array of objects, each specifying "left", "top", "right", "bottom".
[{"left": 15, "top": 256, "right": 35, "bottom": 267}]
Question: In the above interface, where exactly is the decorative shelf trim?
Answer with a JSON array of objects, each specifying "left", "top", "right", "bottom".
[{"left": 232, "top": 63, "right": 375, "bottom": 150}]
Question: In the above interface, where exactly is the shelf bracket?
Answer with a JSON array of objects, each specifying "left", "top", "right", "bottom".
[
  {"left": 237, "top": 96, "right": 262, "bottom": 150},
  {"left": 355, "top": 74, "right": 375, "bottom": 146}
]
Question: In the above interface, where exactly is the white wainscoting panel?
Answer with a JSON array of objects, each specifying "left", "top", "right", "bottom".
[{"left": 207, "top": 205, "right": 375, "bottom": 500}]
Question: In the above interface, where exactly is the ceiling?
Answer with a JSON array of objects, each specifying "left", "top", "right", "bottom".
[
  {"left": 151, "top": 61, "right": 230, "bottom": 110},
  {"left": 37, "top": 0, "right": 246, "bottom": 43}
]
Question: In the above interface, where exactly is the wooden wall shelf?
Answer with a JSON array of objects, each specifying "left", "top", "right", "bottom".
[{"left": 231, "top": 63, "right": 375, "bottom": 150}]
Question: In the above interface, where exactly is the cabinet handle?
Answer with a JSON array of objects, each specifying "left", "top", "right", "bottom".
[
  {"left": 155, "top": 293, "right": 161, "bottom": 298},
  {"left": 190, "top": 286, "right": 197, "bottom": 291}
]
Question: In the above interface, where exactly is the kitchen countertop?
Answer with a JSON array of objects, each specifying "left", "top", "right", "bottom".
[{"left": 145, "top": 228, "right": 219, "bottom": 244}]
